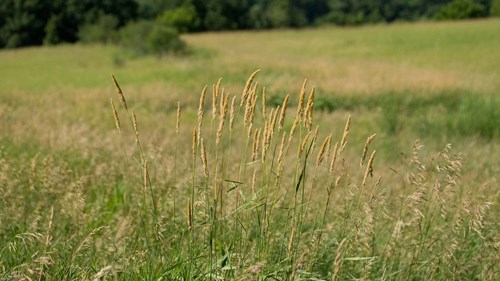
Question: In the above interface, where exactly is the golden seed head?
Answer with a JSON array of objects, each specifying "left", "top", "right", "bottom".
[
  {"left": 304, "top": 87, "right": 315, "bottom": 129},
  {"left": 131, "top": 109, "right": 139, "bottom": 144},
  {"left": 192, "top": 128, "right": 197, "bottom": 162},
  {"left": 248, "top": 88, "right": 258, "bottom": 127},
  {"left": 269, "top": 105, "right": 280, "bottom": 141},
  {"left": 360, "top": 133, "right": 377, "bottom": 167},
  {"left": 251, "top": 168, "right": 257, "bottom": 193},
  {"left": 325, "top": 133, "right": 332, "bottom": 161},
  {"left": 212, "top": 85, "right": 218, "bottom": 120},
  {"left": 299, "top": 131, "right": 311, "bottom": 159},
  {"left": 197, "top": 85, "right": 207, "bottom": 144},
  {"left": 288, "top": 117, "right": 299, "bottom": 144},
  {"left": 316, "top": 134, "right": 331, "bottom": 166},
  {"left": 362, "top": 150, "right": 377, "bottom": 186},
  {"left": 278, "top": 95, "right": 289, "bottom": 132},
  {"left": 277, "top": 132, "right": 287, "bottom": 168},
  {"left": 219, "top": 89, "right": 226, "bottom": 116},
  {"left": 110, "top": 98, "right": 121, "bottom": 133},
  {"left": 243, "top": 88, "right": 254, "bottom": 126},
  {"left": 229, "top": 96, "right": 236, "bottom": 131},
  {"left": 143, "top": 160, "right": 148, "bottom": 191},
  {"left": 215, "top": 95, "right": 230, "bottom": 146},
  {"left": 252, "top": 128, "right": 261, "bottom": 162},
  {"left": 296, "top": 78, "right": 307, "bottom": 123},
  {"left": 111, "top": 75, "right": 128, "bottom": 110},
  {"left": 241, "top": 69, "right": 260, "bottom": 107},
  {"left": 339, "top": 114, "right": 351, "bottom": 153},
  {"left": 215, "top": 77, "right": 222, "bottom": 97},
  {"left": 200, "top": 138, "right": 208, "bottom": 177}
]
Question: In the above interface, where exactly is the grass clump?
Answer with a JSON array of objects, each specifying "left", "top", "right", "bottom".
[{"left": 0, "top": 72, "right": 497, "bottom": 280}]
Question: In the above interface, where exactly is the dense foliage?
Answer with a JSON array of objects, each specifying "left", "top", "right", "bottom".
[{"left": 0, "top": 0, "right": 498, "bottom": 50}]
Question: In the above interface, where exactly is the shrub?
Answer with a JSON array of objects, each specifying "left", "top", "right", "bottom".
[
  {"left": 78, "top": 14, "right": 119, "bottom": 44},
  {"left": 434, "top": 0, "right": 486, "bottom": 20},
  {"left": 157, "top": 4, "right": 200, "bottom": 33},
  {"left": 118, "top": 20, "right": 186, "bottom": 56},
  {"left": 491, "top": 0, "right": 500, "bottom": 17}
]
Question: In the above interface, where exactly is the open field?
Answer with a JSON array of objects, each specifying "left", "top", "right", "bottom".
[{"left": 0, "top": 20, "right": 499, "bottom": 280}]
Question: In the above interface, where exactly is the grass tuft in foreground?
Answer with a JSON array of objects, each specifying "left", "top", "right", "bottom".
[{"left": 0, "top": 73, "right": 497, "bottom": 280}]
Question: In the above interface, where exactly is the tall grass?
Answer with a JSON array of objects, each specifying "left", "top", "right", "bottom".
[{"left": 0, "top": 73, "right": 497, "bottom": 280}]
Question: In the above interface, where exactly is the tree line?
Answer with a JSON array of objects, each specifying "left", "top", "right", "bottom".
[{"left": 1, "top": 0, "right": 499, "bottom": 52}]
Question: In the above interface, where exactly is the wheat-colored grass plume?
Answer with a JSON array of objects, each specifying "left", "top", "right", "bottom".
[
  {"left": 299, "top": 130, "right": 311, "bottom": 159},
  {"left": 143, "top": 160, "right": 148, "bottom": 192},
  {"left": 219, "top": 89, "right": 226, "bottom": 116},
  {"left": 339, "top": 115, "right": 351, "bottom": 153},
  {"left": 229, "top": 96, "right": 236, "bottom": 132},
  {"left": 131, "top": 109, "right": 139, "bottom": 144},
  {"left": 192, "top": 128, "right": 197, "bottom": 162},
  {"left": 241, "top": 69, "right": 260, "bottom": 107},
  {"left": 251, "top": 168, "right": 257, "bottom": 193},
  {"left": 277, "top": 132, "right": 287, "bottom": 168},
  {"left": 212, "top": 86, "right": 218, "bottom": 120},
  {"left": 269, "top": 105, "right": 280, "bottom": 141},
  {"left": 278, "top": 95, "right": 289, "bottom": 132},
  {"left": 111, "top": 75, "right": 128, "bottom": 110},
  {"left": 110, "top": 98, "right": 121, "bottom": 133},
  {"left": 216, "top": 94, "right": 230, "bottom": 146},
  {"left": 362, "top": 150, "right": 377, "bottom": 186},
  {"left": 200, "top": 138, "right": 208, "bottom": 177},
  {"left": 329, "top": 142, "right": 339, "bottom": 173},
  {"left": 296, "top": 79, "right": 307, "bottom": 124},
  {"left": 360, "top": 134, "right": 377, "bottom": 167},
  {"left": 252, "top": 128, "right": 261, "bottom": 162},
  {"left": 197, "top": 85, "right": 208, "bottom": 145},
  {"left": 304, "top": 87, "right": 315, "bottom": 129},
  {"left": 316, "top": 134, "right": 331, "bottom": 167}
]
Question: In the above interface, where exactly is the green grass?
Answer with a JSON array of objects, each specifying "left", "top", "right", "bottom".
[{"left": 0, "top": 20, "right": 499, "bottom": 280}]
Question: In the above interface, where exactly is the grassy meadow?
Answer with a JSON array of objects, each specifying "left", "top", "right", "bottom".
[{"left": 0, "top": 19, "right": 499, "bottom": 280}]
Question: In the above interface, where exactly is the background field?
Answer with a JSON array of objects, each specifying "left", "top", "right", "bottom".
[{"left": 0, "top": 19, "right": 498, "bottom": 280}]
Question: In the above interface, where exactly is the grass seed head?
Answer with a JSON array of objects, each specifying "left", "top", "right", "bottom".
[
  {"left": 360, "top": 134, "right": 377, "bottom": 167},
  {"left": 197, "top": 85, "right": 207, "bottom": 144},
  {"left": 340, "top": 114, "right": 351, "bottom": 153},
  {"left": 241, "top": 69, "right": 260, "bottom": 107},
  {"left": 131, "top": 109, "right": 139, "bottom": 144},
  {"left": 277, "top": 132, "right": 287, "bottom": 168},
  {"left": 316, "top": 134, "right": 331, "bottom": 166},
  {"left": 362, "top": 150, "right": 377, "bottom": 186},
  {"left": 200, "top": 138, "right": 208, "bottom": 177},
  {"left": 111, "top": 75, "right": 128, "bottom": 110},
  {"left": 110, "top": 98, "right": 121, "bottom": 133},
  {"left": 229, "top": 96, "right": 236, "bottom": 131},
  {"left": 278, "top": 95, "right": 289, "bottom": 131},
  {"left": 304, "top": 87, "right": 315, "bottom": 129},
  {"left": 295, "top": 78, "right": 307, "bottom": 123}
]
